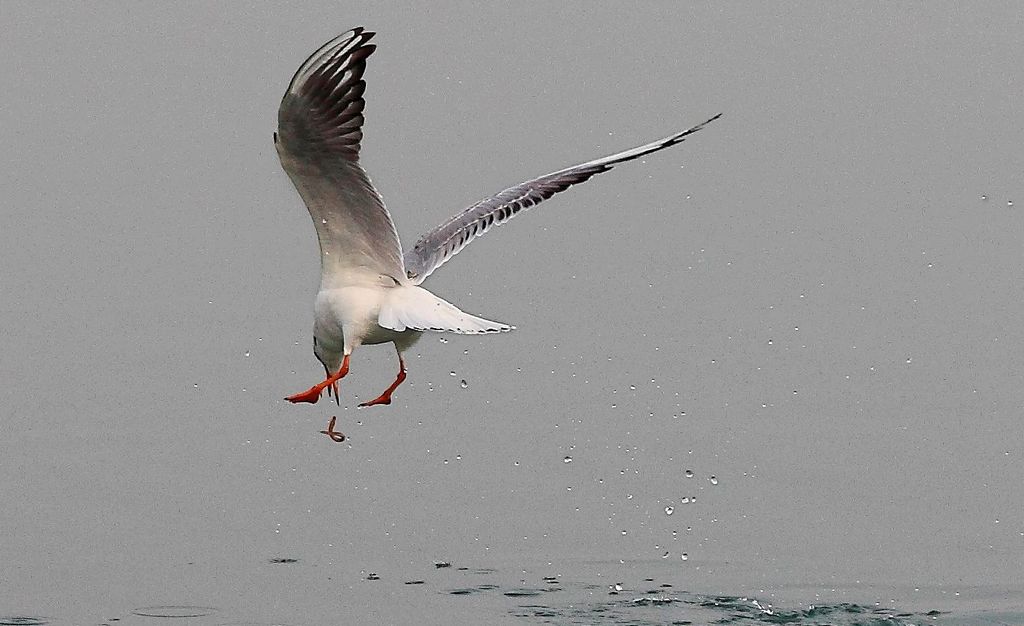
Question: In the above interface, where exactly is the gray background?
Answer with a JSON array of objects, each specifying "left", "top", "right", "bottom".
[{"left": 2, "top": 2, "right": 1022, "bottom": 624}]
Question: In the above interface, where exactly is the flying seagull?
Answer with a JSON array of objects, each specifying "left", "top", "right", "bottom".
[{"left": 276, "top": 27, "right": 720, "bottom": 407}]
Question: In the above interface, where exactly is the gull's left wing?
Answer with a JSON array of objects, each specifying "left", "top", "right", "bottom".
[{"left": 276, "top": 28, "right": 406, "bottom": 285}]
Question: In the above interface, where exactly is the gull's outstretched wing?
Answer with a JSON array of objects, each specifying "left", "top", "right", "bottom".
[
  {"left": 402, "top": 113, "right": 721, "bottom": 284},
  {"left": 276, "top": 28, "right": 405, "bottom": 285}
]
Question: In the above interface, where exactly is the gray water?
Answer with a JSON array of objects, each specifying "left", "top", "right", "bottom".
[{"left": 3, "top": 2, "right": 1022, "bottom": 625}]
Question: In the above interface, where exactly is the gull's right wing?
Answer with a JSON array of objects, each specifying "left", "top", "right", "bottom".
[{"left": 402, "top": 113, "right": 721, "bottom": 284}]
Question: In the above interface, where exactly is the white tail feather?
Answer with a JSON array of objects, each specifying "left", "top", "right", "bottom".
[{"left": 378, "top": 286, "right": 513, "bottom": 334}]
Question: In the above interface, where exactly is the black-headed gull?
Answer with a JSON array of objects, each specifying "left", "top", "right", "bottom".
[{"left": 276, "top": 28, "right": 720, "bottom": 407}]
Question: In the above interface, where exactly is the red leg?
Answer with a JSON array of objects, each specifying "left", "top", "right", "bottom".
[
  {"left": 322, "top": 364, "right": 341, "bottom": 405},
  {"left": 286, "top": 354, "right": 350, "bottom": 404},
  {"left": 323, "top": 364, "right": 333, "bottom": 399},
  {"left": 359, "top": 352, "right": 407, "bottom": 407}
]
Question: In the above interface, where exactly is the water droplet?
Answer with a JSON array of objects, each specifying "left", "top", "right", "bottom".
[
  {"left": 662, "top": 551, "right": 670, "bottom": 558},
  {"left": 620, "top": 530, "right": 627, "bottom": 535},
  {"left": 685, "top": 469, "right": 694, "bottom": 478},
  {"left": 449, "top": 371, "right": 456, "bottom": 376},
  {"left": 664, "top": 506, "right": 674, "bottom": 515},
  {"left": 629, "top": 384, "right": 636, "bottom": 390},
  {"left": 709, "top": 475, "right": 719, "bottom": 485},
  {"left": 244, "top": 350, "right": 250, "bottom": 357},
  {"left": 681, "top": 553, "right": 689, "bottom": 561},
  {"left": 906, "top": 357, "right": 912, "bottom": 364},
  {"left": 1009, "top": 200, "right": 1015, "bottom": 207},
  {"left": 439, "top": 337, "right": 448, "bottom": 343},
  {"left": 193, "top": 383, "right": 198, "bottom": 389},
  {"left": 563, "top": 456, "right": 573, "bottom": 463},
  {"left": 613, "top": 583, "right": 624, "bottom": 592},
  {"left": 681, "top": 497, "right": 691, "bottom": 504},
  {"left": 460, "top": 379, "right": 468, "bottom": 388},
  {"left": 981, "top": 194, "right": 988, "bottom": 200}
]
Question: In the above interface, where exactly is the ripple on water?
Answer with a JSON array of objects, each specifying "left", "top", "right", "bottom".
[
  {"left": 503, "top": 588, "right": 549, "bottom": 597},
  {"left": 431, "top": 570, "right": 947, "bottom": 626},
  {"left": 509, "top": 594, "right": 946, "bottom": 625},
  {"left": 131, "top": 606, "right": 218, "bottom": 618},
  {"left": 447, "top": 584, "right": 500, "bottom": 595},
  {"left": 16, "top": 563, "right": 999, "bottom": 626}
]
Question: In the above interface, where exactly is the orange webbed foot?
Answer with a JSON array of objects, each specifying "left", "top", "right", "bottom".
[
  {"left": 358, "top": 395, "right": 393, "bottom": 408},
  {"left": 358, "top": 358, "right": 406, "bottom": 408},
  {"left": 285, "top": 386, "right": 323, "bottom": 404},
  {"left": 287, "top": 355, "right": 349, "bottom": 405}
]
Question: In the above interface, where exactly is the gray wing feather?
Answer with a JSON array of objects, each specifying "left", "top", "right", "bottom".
[
  {"left": 276, "top": 28, "right": 405, "bottom": 285},
  {"left": 403, "top": 113, "right": 721, "bottom": 284}
]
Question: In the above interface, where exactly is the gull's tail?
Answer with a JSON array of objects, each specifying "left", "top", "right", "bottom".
[{"left": 378, "top": 286, "right": 513, "bottom": 334}]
